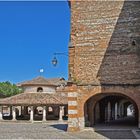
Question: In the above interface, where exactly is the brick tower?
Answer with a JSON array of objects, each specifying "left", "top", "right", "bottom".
[{"left": 67, "top": 1, "right": 140, "bottom": 131}]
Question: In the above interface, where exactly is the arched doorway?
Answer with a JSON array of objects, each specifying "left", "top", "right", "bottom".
[{"left": 84, "top": 93, "right": 138, "bottom": 128}]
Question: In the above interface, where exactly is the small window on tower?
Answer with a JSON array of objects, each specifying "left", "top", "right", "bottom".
[{"left": 37, "top": 87, "right": 43, "bottom": 92}]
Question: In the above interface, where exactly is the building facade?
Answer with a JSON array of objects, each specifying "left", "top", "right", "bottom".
[
  {"left": 67, "top": 1, "right": 140, "bottom": 131},
  {"left": 0, "top": 1, "right": 140, "bottom": 132},
  {"left": 17, "top": 76, "right": 67, "bottom": 94},
  {"left": 0, "top": 77, "right": 68, "bottom": 122}
]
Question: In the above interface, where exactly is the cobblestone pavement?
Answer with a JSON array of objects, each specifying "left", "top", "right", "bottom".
[{"left": 0, "top": 121, "right": 137, "bottom": 139}]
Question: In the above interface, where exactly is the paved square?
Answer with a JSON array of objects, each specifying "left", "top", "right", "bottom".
[{"left": 0, "top": 122, "right": 136, "bottom": 139}]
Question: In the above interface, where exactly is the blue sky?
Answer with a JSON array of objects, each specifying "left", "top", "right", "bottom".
[{"left": 0, "top": 1, "right": 70, "bottom": 83}]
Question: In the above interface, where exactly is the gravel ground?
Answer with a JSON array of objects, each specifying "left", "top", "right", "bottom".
[{"left": 0, "top": 122, "right": 136, "bottom": 139}]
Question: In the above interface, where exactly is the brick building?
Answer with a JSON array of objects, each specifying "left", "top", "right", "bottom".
[{"left": 67, "top": 1, "right": 140, "bottom": 131}]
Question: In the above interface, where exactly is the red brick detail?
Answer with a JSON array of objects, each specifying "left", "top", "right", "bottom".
[
  {"left": 68, "top": 106, "right": 77, "bottom": 110},
  {"left": 68, "top": 97, "right": 77, "bottom": 101},
  {"left": 68, "top": 114, "right": 78, "bottom": 118}
]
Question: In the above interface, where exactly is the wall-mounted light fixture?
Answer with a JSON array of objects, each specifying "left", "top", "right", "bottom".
[
  {"left": 51, "top": 57, "right": 58, "bottom": 67},
  {"left": 51, "top": 52, "right": 68, "bottom": 67}
]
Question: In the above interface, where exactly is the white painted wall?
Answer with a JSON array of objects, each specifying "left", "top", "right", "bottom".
[{"left": 22, "top": 85, "right": 56, "bottom": 94}]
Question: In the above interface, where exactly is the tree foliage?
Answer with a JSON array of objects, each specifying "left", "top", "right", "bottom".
[{"left": 0, "top": 81, "right": 22, "bottom": 97}]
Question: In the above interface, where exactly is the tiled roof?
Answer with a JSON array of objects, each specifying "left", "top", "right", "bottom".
[
  {"left": 0, "top": 92, "right": 68, "bottom": 105},
  {"left": 17, "top": 76, "right": 67, "bottom": 87}
]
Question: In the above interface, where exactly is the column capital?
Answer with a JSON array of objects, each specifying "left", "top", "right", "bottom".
[
  {"left": 30, "top": 106, "right": 34, "bottom": 110},
  {"left": 43, "top": 106, "right": 46, "bottom": 109},
  {"left": 60, "top": 106, "right": 64, "bottom": 110}
]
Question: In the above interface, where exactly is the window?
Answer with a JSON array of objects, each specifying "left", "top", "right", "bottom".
[{"left": 37, "top": 87, "right": 43, "bottom": 92}]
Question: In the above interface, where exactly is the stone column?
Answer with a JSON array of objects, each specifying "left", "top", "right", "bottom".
[
  {"left": 115, "top": 102, "right": 118, "bottom": 120},
  {"left": 107, "top": 102, "right": 111, "bottom": 122},
  {"left": 121, "top": 104, "right": 124, "bottom": 117},
  {"left": 42, "top": 106, "right": 46, "bottom": 121},
  {"left": 117, "top": 103, "right": 121, "bottom": 118},
  {"left": 30, "top": 106, "right": 34, "bottom": 122},
  {"left": 12, "top": 106, "right": 16, "bottom": 121},
  {"left": 18, "top": 106, "right": 21, "bottom": 116},
  {"left": 0, "top": 106, "right": 3, "bottom": 121},
  {"left": 111, "top": 103, "right": 115, "bottom": 120},
  {"left": 59, "top": 106, "right": 64, "bottom": 121},
  {"left": 95, "top": 102, "right": 100, "bottom": 124}
]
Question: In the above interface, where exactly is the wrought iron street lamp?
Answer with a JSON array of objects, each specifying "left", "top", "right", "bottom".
[
  {"left": 51, "top": 52, "right": 68, "bottom": 67},
  {"left": 51, "top": 52, "right": 73, "bottom": 83},
  {"left": 51, "top": 57, "right": 58, "bottom": 66}
]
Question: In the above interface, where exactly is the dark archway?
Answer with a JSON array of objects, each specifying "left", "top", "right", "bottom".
[{"left": 84, "top": 93, "right": 138, "bottom": 128}]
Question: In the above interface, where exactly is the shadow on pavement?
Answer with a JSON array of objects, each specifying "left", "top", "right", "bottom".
[
  {"left": 50, "top": 124, "right": 68, "bottom": 131},
  {"left": 96, "top": 130, "right": 136, "bottom": 139}
]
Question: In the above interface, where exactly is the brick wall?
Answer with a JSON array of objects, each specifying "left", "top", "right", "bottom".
[{"left": 69, "top": 1, "right": 140, "bottom": 85}]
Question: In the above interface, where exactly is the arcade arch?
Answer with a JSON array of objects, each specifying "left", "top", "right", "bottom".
[{"left": 84, "top": 93, "right": 138, "bottom": 127}]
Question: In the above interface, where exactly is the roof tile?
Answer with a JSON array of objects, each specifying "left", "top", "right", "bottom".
[{"left": 0, "top": 92, "right": 67, "bottom": 105}]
